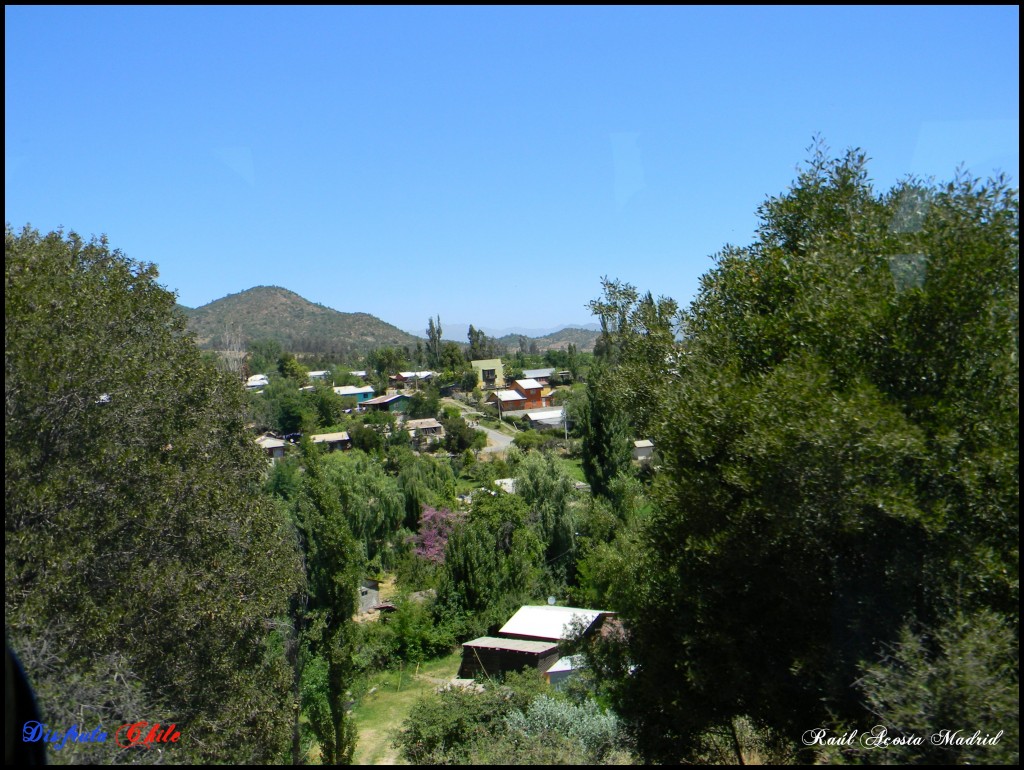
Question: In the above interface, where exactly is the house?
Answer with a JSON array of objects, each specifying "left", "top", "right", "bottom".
[
  {"left": 333, "top": 384, "right": 376, "bottom": 403},
  {"left": 246, "top": 374, "right": 269, "bottom": 390},
  {"left": 358, "top": 578, "right": 381, "bottom": 613},
  {"left": 391, "top": 371, "right": 435, "bottom": 389},
  {"left": 349, "top": 370, "right": 369, "bottom": 380},
  {"left": 362, "top": 393, "right": 410, "bottom": 413},
  {"left": 544, "top": 654, "right": 586, "bottom": 687},
  {"left": 498, "top": 605, "right": 611, "bottom": 643},
  {"left": 308, "top": 370, "right": 331, "bottom": 381},
  {"left": 524, "top": 407, "right": 565, "bottom": 430},
  {"left": 405, "top": 418, "right": 446, "bottom": 447},
  {"left": 486, "top": 389, "right": 526, "bottom": 412},
  {"left": 254, "top": 433, "right": 288, "bottom": 461},
  {"left": 456, "top": 637, "right": 561, "bottom": 680},
  {"left": 470, "top": 358, "right": 504, "bottom": 390},
  {"left": 494, "top": 478, "right": 517, "bottom": 494},
  {"left": 522, "top": 368, "right": 556, "bottom": 385},
  {"left": 456, "top": 604, "right": 612, "bottom": 683},
  {"left": 633, "top": 439, "right": 654, "bottom": 463},
  {"left": 310, "top": 431, "right": 352, "bottom": 452},
  {"left": 511, "top": 379, "right": 550, "bottom": 409}
]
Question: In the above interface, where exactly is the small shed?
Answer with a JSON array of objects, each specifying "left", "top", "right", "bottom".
[
  {"left": 457, "top": 637, "right": 560, "bottom": 680},
  {"left": 359, "top": 578, "right": 381, "bottom": 613},
  {"left": 633, "top": 439, "right": 654, "bottom": 463}
]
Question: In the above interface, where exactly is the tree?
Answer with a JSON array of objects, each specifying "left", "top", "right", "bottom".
[
  {"left": 589, "top": 147, "right": 1019, "bottom": 762},
  {"left": 579, "top": 362, "right": 634, "bottom": 500},
  {"left": 426, "top": 315, "right": 443, "bottom": 369},
  {"left": 5, "top": 226, "right": 302, "bottom": 763}
]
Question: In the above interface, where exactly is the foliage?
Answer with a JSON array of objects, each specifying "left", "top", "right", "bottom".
[
  {"left": 396, "top": 453, "right": 457, "bottom": 529},
  {"left": 182, "top": 284, "right": 421, "bottom": 358},
  {"left": 426, "top": 316, "right": 443, "bottom": 369},
  {"left": 503, "top": 695, "right": 625, "bottom": 763},
  {"left": 290, "top": 444, "right": 365, "bottom": 764},
  {"left": 406, "top": 384, "right": 440, "bottom": 420},
  {"left": 440, "top": 412, "right": 487, "bottom": 453},
  {"left": 590, "top": 147, "right": 1019, "bottom": 762},
  {"left": 513, "top": 451, "right": 580, "bottom": 581},
  {"left": 393, "top": 671, "right": 548, "bottom": 764},
  {"left": 437, "top": 494, "right": 545, "bottom": 638},
  {"left": 411, "top": 505, "right": 466, "bottom": 564},
  {"left": 5, "top": 226, "right": 302, "bottom": 763},
  {"left": 315, "top": 449, "right": 406, "bottom": 566},
  {"left": 468, "top": 324, "right": 503, "bottom": 360},
  {"left": 821, "top": 610, "right": 1019, "bottom": 765},
  {"left": 578, "top": 363, "right": 634, "bottom": 500}
]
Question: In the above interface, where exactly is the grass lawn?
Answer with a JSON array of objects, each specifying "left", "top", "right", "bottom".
[
  {"left": 555, "top": 455, "right": 586, "bottom": 483},
  {"left": 350, "top": 651, "right": 463, "bottom": 765}
]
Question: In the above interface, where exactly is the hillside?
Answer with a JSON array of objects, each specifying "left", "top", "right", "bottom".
[
  {"left": 497, "top": 326, "right": 600, "bottom": 352},
  {"left": 180, "top": 286, "right": 423, "bottom": 358}
]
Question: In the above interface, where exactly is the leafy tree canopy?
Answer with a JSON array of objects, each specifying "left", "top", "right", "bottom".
[
  {"left": 589, "top": 146, "right": 1019, "bottom": 762},
  {"left": 5, "top": 226, "right": 302, "bottom": 763}
]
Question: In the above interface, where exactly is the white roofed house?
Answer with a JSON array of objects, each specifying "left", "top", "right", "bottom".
[
  {"left": 405, "top": 417, "right": 446, "bottom": 448},
  {"left": 310, "top": 431, "right": 352, "bottom": 452},
  {"left": 245, "top": 374, "right": 269, "bottom": 390},
  {"left": 522, "top": 367, "right": 556, "bottom": 385},
  {"left": 456, "top": 604, "right": 613, "bottom": 683},
  {"left": 498, "top": 605, "right": 610, "bottom": 643},
  {"left": 486, "top": 389, "right": 527, "bottom": 413},
  {"left": 308, "top": 370, "right": 331, "bottom": 381},
  {"left": 255, "top": 433, "right": 288, "bottom": 461},
  {"left": 333, "top": 384, "right": 375, "bottom": 404}
]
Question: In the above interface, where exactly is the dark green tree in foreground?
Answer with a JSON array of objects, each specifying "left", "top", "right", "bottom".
[
  {"left": 587, "top": 148, "right": 1019, "bottom": 762},
  {"left": 5, "top": 226, "right": 302, "bottom": 764}
]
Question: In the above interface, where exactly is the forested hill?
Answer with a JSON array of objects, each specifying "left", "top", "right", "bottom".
[
  {"left": 180, "top": 285, "right": 601, "bottom": 357},
  {"left": 496, "top": 326, "right": 600, "bottom": 352},
  {"left": 179, "top": 285, "right": 423, "bottom": 358}
]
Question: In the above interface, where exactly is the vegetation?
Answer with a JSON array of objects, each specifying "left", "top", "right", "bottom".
[
  {"left": 8, "top": 142, "right": 1015, "bottom": 767},
  {"left": 583, "top": 146, "right": 1019, "bottom": 763},
  {"left": 6, "top": 226, "right": 302, "bottom": 764}
]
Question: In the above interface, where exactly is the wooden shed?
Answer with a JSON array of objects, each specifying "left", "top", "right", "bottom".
[{"left": 457, "top": 637, "right": 560, "bottom": 680}]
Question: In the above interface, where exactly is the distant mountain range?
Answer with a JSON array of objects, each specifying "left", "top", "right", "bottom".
[{"left": 178, "top": 286, "right": 599, "bottom": 357}]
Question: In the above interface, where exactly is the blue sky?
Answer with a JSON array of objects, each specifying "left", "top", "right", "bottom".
[{"left": 6, "top": 6, "right": 1019, "bottom": 338}]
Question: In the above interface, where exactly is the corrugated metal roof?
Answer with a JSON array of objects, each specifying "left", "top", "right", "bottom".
[
  {"left": 634, "top": 439, "right": 654, "bottom": 448},
  {"left": 462, "top": 636, "right": 559, "bottom": 654},
  {"left": 334, "top": 385, "right": 375, "bottom": 396},
  {"left": 489, "top": 389, "right": 525, "bottom": 403},
  {"left": 545, "top": 654, "right": 586, "bottom": 674},
  {"left": 311, "top": 432, "right": 350, "bottom": 443},
  {"left": 406, "top": 418, "right": 442, "bottom": 430},
  {"left": 255, "top": 435, "right": 287, "bottom": 449},
  {"left": 363, "top": 393, "right": 409, "bottom": 405},
  {"left": 499, "top": 606, "right": 608, "bottom": 641},
  {"left": 525, "top": 408, "right": 564, "bottom": 423},
  {"left": 514, "top": 378, "right": 543, "bottom": 390},
  {"left": 523, "top": 368, "right": 555, "bottom": 379}
]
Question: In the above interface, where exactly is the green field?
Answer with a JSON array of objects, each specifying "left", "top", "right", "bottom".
[{"left": 350, "top": 651, "right": 463, "bottom": 765}]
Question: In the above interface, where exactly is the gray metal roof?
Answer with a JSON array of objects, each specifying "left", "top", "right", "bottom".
[{"left": 462, "top": 636, "right": 559, "bottom": 654}]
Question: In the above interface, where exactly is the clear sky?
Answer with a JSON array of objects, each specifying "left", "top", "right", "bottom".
[{"left": 6, "top": 6, "right": 1019, "bottom": 337}]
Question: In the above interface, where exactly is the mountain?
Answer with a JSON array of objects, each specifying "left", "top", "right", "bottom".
[
  {"left": 179, "top": 286, "right": 422, "bottom": 358},
  {"left": 496, "top": 326, "right": 600, "bottom": 352}
]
